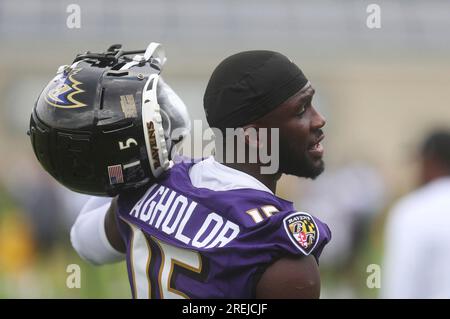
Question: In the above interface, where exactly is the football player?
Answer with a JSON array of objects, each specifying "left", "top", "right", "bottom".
[{"left": 30, "top": 45, "right": 331, "bottom": 298}]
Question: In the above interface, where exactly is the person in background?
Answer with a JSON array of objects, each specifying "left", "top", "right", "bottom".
[{"left": 382, "top": 130, "right": 450, "bottom": 298}]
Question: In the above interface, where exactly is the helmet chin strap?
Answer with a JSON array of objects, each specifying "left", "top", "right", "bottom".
[{"left": 120, "top": 42, "right": 166, "bottom": 71}]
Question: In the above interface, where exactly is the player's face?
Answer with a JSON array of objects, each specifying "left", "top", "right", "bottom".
[{"left": 257, "top": 84, "right": 326, "bottom": 178}]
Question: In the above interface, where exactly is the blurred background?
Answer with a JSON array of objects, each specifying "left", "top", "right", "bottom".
[{"left": 0, "top": 0, "right": 449, "bottom": 298}]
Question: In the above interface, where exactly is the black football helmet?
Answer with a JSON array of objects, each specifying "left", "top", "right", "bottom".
[{"left": 29, "top": 43, "right": 190, "bottom": 196}]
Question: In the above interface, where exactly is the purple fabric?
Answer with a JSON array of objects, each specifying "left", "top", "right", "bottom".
[{"left": 117, "top": 160, "right": 331, "bottom": 298}]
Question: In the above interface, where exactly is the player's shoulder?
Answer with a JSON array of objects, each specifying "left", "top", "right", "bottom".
[{"left": 255, "top": 209, "right": 331, "bottom": 257}]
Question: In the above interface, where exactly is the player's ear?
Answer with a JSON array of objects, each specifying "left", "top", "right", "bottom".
[{"left": 243, "top": 125, "right": 264, "bottom": 149}]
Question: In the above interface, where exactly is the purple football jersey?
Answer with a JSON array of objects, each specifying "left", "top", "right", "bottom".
[{"left": 116, "top": 160, "right": 331, "bottom": 298}]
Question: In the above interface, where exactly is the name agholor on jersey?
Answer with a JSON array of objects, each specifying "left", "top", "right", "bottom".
[
  {"left": 128, "top": 183, "right": 240, "bottom": 249},
  {"left": 116, "top": 160, "right": 331, "bottom": 298}
]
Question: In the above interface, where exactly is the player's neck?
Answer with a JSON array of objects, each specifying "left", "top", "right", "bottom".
[{"left": 222, "top": 162, "right": 281, "bottom": 194}]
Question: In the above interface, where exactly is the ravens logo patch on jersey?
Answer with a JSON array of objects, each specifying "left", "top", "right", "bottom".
[{"left": 283, "top": 212, "right": 319, "bottom": 255}]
